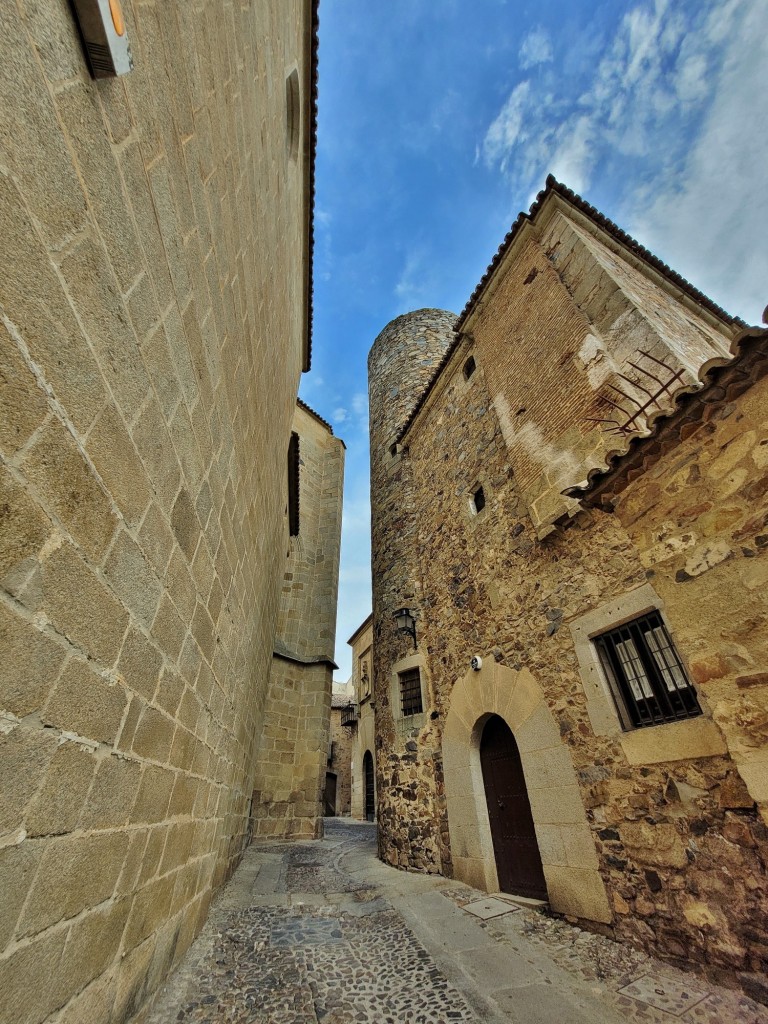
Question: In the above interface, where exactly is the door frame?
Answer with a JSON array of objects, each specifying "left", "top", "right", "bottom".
[
  {"left": 480, "top": 714, "right": 547, "bottom": 899},
  {"left": 363, "top": 749, "right": 375, "bottom": 821},
  {"left": 442, "top": 661, "right": 612, "bottom": 924}
]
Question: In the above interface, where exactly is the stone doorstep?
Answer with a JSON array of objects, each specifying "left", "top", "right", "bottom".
[
  {"left": 463, "top": 896, "right": 523, "bottom": 920},
  {"left": 491, "top": 892, "right": 549, "bottom": 910}
]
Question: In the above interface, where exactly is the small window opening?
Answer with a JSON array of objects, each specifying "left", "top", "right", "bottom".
[
  {"left": 390, "top": 443, "right": 398, "bottom": 457},
  {"left": 287, "top": 432, "right": 300, "bottom": 536},
  {"left": 472, "top": 486, "right": 485, "bottom": 514},
  {"left": 593, "top": 611, "right": 702, "bottom": 730},
  {"left": 524, "top": 267, "right": 538, "bottom": 285},
  {"left": 286, "top": 69, "right": 300, "bottom": 161},
  {"left": 463, "top": 356, "right": 476, "bottom": 380},
  {"left": 399, "top": 668, "right": 423, "bottom": 717}
]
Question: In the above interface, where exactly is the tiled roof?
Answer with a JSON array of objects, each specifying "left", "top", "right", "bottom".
[
  {"left": 331, "top": 692, "right": 354, "bottom": 709},
  {"left": 395, "top": 177, "right": 747, "bottom": 448},
  {"left": 456, "top": 175, "right": 747, "bottom": 332},
  {"left": 297, "top": 397, "right": 333, "bottom": 434},
  {"left": 563, "top": 325, "right": 768, "bottom": 507}
]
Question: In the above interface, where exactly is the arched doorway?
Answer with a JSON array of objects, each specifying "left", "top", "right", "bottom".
[
  {"left": 323, "top": 772, "right": 337, "bottom": 816},
  {"left": 363, "top": 750, "right": 375, "bottom": 821},
  {"left": 480, "top": 715, "right": 546, "bottom": 899}
]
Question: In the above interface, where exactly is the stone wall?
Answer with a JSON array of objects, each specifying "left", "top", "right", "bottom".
[
  {"left": 0, "top": 2, "right": 315, "bottom": 1022},
  {"left": 253, "top": 404, "right": 345, "bottom": 838},
  {"left": 368, "top": 311, "right": 455, "bottom": 870},
  {"left": 465, "top": 200, "right": 735, "bottom": 534},
  {"left": 367, "top": 191, "right": 768, "bottom": 994},
  {"left": 328, "top": 704, "right": 353, "bottom": 816},
  {"left": 348, "top": 616, "right": 375, "bottom": 821}
]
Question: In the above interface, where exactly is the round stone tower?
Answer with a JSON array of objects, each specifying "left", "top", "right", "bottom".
[{"left": 367, "top": 309, "right": 457, "bottom": 872}]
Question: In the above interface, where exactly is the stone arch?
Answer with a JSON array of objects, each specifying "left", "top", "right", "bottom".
[{"left": 443, "top": 661, "right": 612, "bottom": 923}]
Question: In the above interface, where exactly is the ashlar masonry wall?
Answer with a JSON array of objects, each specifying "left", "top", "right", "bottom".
[
  {"left": 0, "top": 2, "right": 314, "bottom": 1022},
  {"left": 253, "top": 404, "right": 345, "bottom": 838}
]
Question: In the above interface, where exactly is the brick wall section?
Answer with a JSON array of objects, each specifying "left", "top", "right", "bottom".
[
  {"left": 469, "top": 206, "right": 737, "bottom": 533},
  {"left": 0, "top": 2, "right": 313, "bottom": 1022},
  {"left": 368, "top": 310, "right": 456, "bottom": 872},
  {"left": 368, "top": 287, "right": 768, "bottom": 990},
  {"left": 252, "top": 405, "right": 345, "bottom": 838}
]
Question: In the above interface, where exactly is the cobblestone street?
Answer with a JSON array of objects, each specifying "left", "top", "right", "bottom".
[{"left": 144, "top": 821, "right": 768, "bottom": 1024}]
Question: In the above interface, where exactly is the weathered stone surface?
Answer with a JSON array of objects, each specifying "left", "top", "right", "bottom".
[{"left": 0, "top": 4, "right": 332, "bottom": 1022}]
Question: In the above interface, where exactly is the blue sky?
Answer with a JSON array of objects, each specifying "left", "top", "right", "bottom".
[{"left": 300, "top": 0, "right": 768, "bottom": 681}]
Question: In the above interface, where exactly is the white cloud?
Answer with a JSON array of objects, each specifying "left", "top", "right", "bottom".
[
  {"left": 519, "top": 28, "right": 553, "bottom": 69},
  {"left": 351, "top": 392, "right": 368, "bottom": 416},
  {"left": 333, "top": 407, "right": 348, "bottom": 423},
  {"left": 629, "top": 0, "right": 768, "bottom": 323},
  {"left": 394, "top": 246, "right": 435, "bottom": 308},
  {"left": 482, "top": 81, "right": 531, "bottom": 171},
  {"left": 478, "top": 0, "right": 767, "bottom": 322}
]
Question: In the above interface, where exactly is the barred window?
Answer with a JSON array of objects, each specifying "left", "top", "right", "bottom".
[
  {"left": 399, "top": 668, "right": 423, "bottom": 717},
  {"left": 593, "top": 611, "right": 701, "bottom": 730}
]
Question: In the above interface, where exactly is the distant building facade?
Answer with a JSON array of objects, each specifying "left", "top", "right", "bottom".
[
  {"left": 347, "top": 615, "right": 376, "bottom": 821},
  {"left": 368, "top": 177, "right": 768, "bottom": 997},
  {"left": 325, "top": 681, "right": 355, "bottom": 816},
  {"left": 0, "top": 3, "right": 343, "bottom": 1023}
]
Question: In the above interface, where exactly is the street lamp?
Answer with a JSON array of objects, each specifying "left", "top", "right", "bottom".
[{"left": 394, "top": 607, "right": 417, "bottom": 649}]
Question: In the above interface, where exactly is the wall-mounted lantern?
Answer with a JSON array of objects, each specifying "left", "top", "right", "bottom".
[
  {"left": 394, "top": 607, "right": 417, "bottom": 649},
  {"left": 70, "top": 0, "right": 134, "bottom": 78}
]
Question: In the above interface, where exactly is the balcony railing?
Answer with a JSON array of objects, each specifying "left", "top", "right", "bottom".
[{"left": 340, "top": 703, "right": 358, "bottom": 727}]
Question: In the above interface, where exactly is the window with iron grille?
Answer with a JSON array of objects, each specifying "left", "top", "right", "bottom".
[
  {"left": 593, "top": 611, "right": 702, "bottom": 730},
  {"left": 399, "top": 668, "right": 423, "bottom": 717}
]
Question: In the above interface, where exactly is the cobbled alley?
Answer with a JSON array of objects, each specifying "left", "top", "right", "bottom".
[{"left": 143, "top": 821, "right": 768, "bottom": 1024}]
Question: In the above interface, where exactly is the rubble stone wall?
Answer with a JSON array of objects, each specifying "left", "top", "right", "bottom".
[
  {"left": 367, "top": 310, "right": 455, "bottom": 870},
  {"left": 0, "top": 2, "right": 314, "bottom": 1021},
  {"left": 369, "top": 295, "right": 767, "bottom": 992},
  {"left": 370, "top": 237, "right": 765, "bottom": 991}
]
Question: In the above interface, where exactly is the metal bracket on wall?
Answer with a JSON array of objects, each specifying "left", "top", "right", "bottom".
[
  {"left": 587, "top": 350, "right": 688, "bottom": 436},
  {"left": 70, "top": 0, "right": 134, "bottom": 78}
]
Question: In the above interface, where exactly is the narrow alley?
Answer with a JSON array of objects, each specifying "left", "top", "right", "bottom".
[{"left": 144, "top": 821, "right": 766, "bottom": 1024}]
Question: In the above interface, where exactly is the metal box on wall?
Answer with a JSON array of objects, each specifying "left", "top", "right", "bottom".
[{"left": 70, "top": 0, "right": 134, "bottom": 78}]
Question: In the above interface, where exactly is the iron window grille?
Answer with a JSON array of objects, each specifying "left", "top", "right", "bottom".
[
  {"left": 593, "top": 611, "right": 702, "bottom": 730},
  {"left": 399, "top": 668, "right": 423, "bottom": 717}
]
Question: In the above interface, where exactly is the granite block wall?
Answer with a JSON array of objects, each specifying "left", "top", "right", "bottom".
[{"left": 0, "top": 1, "right": 314, "bottom": 1020}]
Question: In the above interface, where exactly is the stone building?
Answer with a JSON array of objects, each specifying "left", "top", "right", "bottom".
[
  {"left": 325, "top": 682, "right": 355, "bottom": 817},
  {"left": 0, "top": 3, "right": 343, "bottom": 1023},
  {"left": 368, "top": 177, "right": 768, "bottom": 996},
  {"left": 253, "top": 401, "right": 345, "bottom": 836},
  {"left": 347, "top": 614, "right": 376, "bottom": 821}
]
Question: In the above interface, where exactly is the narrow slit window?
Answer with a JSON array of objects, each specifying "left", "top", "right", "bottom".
[
  {"left": 288, "top": 432, "right": 300, "bottom": 536},
  {"left": 286, "top": 68, "right": 300, "bottom": 161},
  {"left": 463, "top": 356, "right": 476, "bottom": 380},
  {"left": 472, "top": 486, "right": 485, "bottom": 514}
]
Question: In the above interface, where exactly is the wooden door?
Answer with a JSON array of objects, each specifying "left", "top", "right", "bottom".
[
  {"left": 480, "top": 715, "right": 547, "bottom": 899},
  {"left": 363, "top": 750, "right": 375, "bottom": 821}
]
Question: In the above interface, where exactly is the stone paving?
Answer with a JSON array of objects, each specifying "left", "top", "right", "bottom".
[{"left": 143, "top": 820, "right": 768, "bottom": 1024}]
